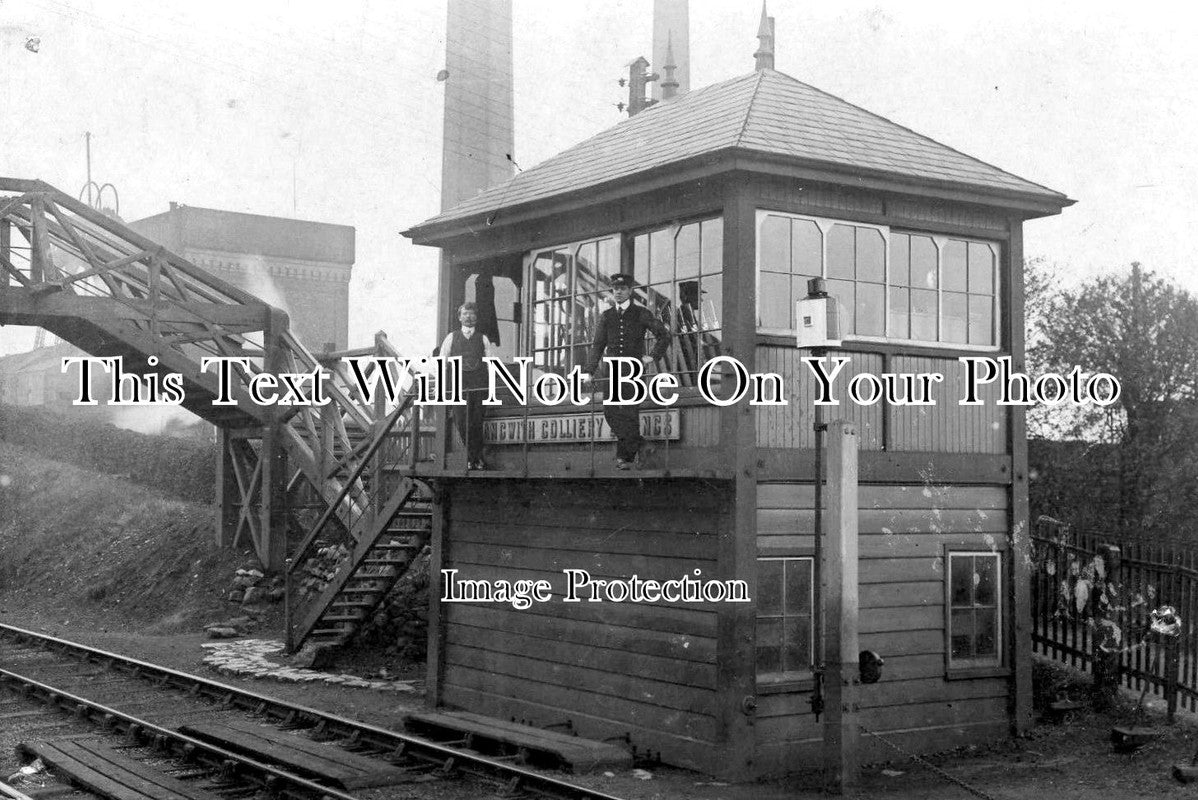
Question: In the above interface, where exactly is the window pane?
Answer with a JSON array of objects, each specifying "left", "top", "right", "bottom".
[
  {"left": 598, "top": 237, "right": 620, "bottom": 282},
  {"left": 975, "top": 556, "right": 997, "bottom": 606},
  {"left": 633, "top": 234, "right": 649, "bottom": 286},
  {"left": 911, "top": 289, "right": 937, "bottom": 341},
  {"left": 951, "top": 609, "right": 975, "bottom": 659},
  {"left": 856, "top": 228, "right": 885, "bottom": 283},
  {"left": 553, "top": 249, "right": 573, "bottom": 295},
  {"left": 701, "top": 218, "right": 723, "bottom": 273},
  {"left": 943, "top": 240, "right": 967, "bottom": 293},
  {"left": 533, "top": 253, "right": 555, "bottom": 302},
  {"left": 758, "top": 560, "right": 783, "bottom": 616},
  {"left": 856, "top": 283, "right": 884, "bottom": 337},
  {"left": 969, "top": 294, "right": 994, "bottom": 346},
  {"left": 783, "top": 616, "right": 812, "bottom": 672},
  {"left": 578, "top": 244, "right": 602, "bottom": 296},
  {"left": 757, "top": 621, "right": 783, "bottom": 674},
  {"left": 943, "top": 292, "right": 968, "bottom": 344},
  {"left": 950, "top": 556, "right": 973, "bottom": 606},
  {"left": 889, "top": 286, "right": 910, "bottom": 339},
  {"left": 827, "top": 224, "right": 854, "bottom": 279},
  {"left": 646, "top": 283, "right": 671, "bottom": 317},
  {"left": 759, "top": 215, "right": 790, "bottom": 272},
  {"left": 676, "top": 223, "right": 700, "bottom": 280},
  {"left": 792, "top": 219, "right": 822, "bottom": 277},
  {"left": 890, "top": 233, "right": 910, "bottom": 287},
  {"left": 784, "top": 560, "right": 811, "bottom": 616},
  {"left": 760, "top": 272, "right": 791, "bottom": 329},
  {"left": 911, "top": 236, "right": 937, "bottom": 290},
  {"left": 968, "top": 242, "right": 994, "bottom": 293},
  {"left": 827, "top": 279, "right": 855, "bottom": 334},
  {"left": 700, "top": 275, "right": 722, "bottom": 333},
  {"left": 976, "top": 610, "right": 998, "bottom": 656},
  {"left": 650, "top": 229, "right": 672, "bottom": 285}
]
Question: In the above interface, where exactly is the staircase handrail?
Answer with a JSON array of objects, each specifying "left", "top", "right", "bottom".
[{"left": 286, "top": 363, "right": 424, "bottom": 580}]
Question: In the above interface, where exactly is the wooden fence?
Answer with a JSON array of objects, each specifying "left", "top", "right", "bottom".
[{"left": 1031, "top": 517, "right": 1198, "bottom": 719}]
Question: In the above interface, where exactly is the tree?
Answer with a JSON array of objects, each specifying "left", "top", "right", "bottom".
[{"left": 1035, "top": 263, "right": 1198, "bottom": 536}]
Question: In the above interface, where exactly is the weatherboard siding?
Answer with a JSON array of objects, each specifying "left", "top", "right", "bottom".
[
  {"left": 438, "top": 481, "right": 729, "bottom": 771},
  {"left": 754, "top": 347, "right": 1007, "bottom": 454},
  {"left": 753, "top": 482, "right": 1012, "bottom": 773}
]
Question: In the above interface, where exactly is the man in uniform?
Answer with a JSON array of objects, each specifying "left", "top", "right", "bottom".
[
  {"left": 438, "top": 302, "right": 494, "bottom": 470},
  {"left": 584, "top": 274, "right": 671, "bottom": 469}
]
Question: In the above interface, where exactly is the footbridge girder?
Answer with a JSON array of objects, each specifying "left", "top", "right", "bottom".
[{"left": 0, "top": 180, "right": 433, "bottom": 634}]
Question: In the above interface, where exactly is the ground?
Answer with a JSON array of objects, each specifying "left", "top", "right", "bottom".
[{"left": 3, "top": 438, "right": 1198, "bottom": 799}]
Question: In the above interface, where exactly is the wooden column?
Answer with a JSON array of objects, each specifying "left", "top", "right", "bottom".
[
  {"left": 822, "top": 420, "right": 860, "bottom": 792},
  {"left": 0, "top": 218, "right": 10, "bottom": 299},
  {"left": 1006, "top": 219, "right": 1033, "bottom": 733},
  {"left": 715, "top": 176, "right": 758, "bottom": 778},
  {"left": 259, "top": 308, "right": 290, "bottom": 572},
  {"left": 215, "top": 427, "right": 238, "bottom": 548}
]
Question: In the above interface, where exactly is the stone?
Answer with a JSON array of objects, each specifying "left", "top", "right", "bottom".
[{"left": 206, "top": 627, "right": 239, "bottom": 639}]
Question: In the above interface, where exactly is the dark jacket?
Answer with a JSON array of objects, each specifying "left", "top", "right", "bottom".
[{"left": 585, "top": 302, "right": 671, "bottom": 374}]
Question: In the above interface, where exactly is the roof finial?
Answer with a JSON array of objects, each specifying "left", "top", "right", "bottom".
[
  {"left": 662, "top": 31, "right": 679, "bottom": 100},
  {"left": 754, "top": 1, "right": 775, "bottom": 71}
]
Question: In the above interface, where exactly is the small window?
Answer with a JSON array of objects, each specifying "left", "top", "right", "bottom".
[
  {"left": 756, "top": 557, "right": 813, "bottom": 683},
  {"left": 947, "top": 551, "right": 1002, "bottom": 671}
]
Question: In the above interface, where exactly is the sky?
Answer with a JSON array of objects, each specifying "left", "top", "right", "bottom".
[{"left": 1, "top": 0, "right": 1195, "bottom": 358}]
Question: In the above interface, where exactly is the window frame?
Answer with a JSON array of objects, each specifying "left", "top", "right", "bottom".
[
  {"left": 521, "top": 233, "right": 622, "bottom": 374},
  {"left": 943, "top": 545, "right": 1009, "bottom": 679},
  {"left": 754, "top": 209, "right": 1003, "bottom": 351},
  {"left": 755, "top": 554, "right": 816, "bottom": 693}
]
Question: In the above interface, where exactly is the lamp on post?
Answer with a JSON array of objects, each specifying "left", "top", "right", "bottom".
[{"left": 795, "top": 277, "right": 841, "bottom": 721}]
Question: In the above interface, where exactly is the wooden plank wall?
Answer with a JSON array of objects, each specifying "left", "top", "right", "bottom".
[
  {"left": 440, "top": 480, "right": 730, "bottom": 771},
  {"left": 755, "top": 348, "right": 883, "bottom": 450},
  {"left": 754, "top": 481, "right": 1012, "bottom": 773},
  {"left": 755, "top": 348, "right": 1006, "bottom": 454}
]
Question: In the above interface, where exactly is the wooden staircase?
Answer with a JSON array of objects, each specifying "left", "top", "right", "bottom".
[
  {"left": 1, "top": 180, "right": 438, "bottom": 642},
  {"left": 291, "top": 481, "right": 433, "bottom": 650}
]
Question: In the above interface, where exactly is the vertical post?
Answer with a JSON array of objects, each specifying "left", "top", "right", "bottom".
[
  {"left": 1007, "top": 218, "right": 1034, "bottom": 733},
  {"left": 714, "top": 176, "right": 758, "bottom": 779},
  {"left": 822, "top": 421, "right": 859, "bottom": 793},
  {"left": 215, "top": 428, "right": 238, "bottom": 548},
  {"left": 259, "top": 308, "right": 290, "bottom": 573},
  {"left": 29, "top": 195, "right": 46, "bottom": 282},
  {"left": 0, "top": 218, "right": 11, "bottom": 299}
]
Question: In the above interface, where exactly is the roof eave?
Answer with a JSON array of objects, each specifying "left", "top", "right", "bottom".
[
  {"left": 732, "top": 152, "right": 1075, "bottom": 219},
  {"left": 403, "top": 149, "right": 1074, "bottom": 247}
]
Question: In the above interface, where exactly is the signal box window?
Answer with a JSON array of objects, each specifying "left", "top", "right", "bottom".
[
  {"left": 756, "top": 556, "right": 813, "bottom": 684},
  {"left": 947, "top": 550, "right": 1003, "bottom": 671}
]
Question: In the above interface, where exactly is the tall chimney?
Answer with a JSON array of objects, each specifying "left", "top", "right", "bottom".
[
  {"left": 754, "top": 2, "right": 775, "bottom": 72},
  {"left": 440, "top": 0, "right": 514, "bottom": 211},
  {"left": 651, "top": 0, "right": 689, "bottom": 101}
]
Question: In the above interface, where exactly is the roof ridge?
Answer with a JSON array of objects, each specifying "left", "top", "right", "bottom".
[
  {"left": 734, "top": 69, "right": 767, "bottom": 149},
  {"left": 445, "top": 71, "right": 761, "bottom": 213},
  {"left": 764, "top": 68, "right": 1067, "bottom": 199}
]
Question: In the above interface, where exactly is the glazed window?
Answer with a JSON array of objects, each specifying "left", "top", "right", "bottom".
[
  {"left": 756, "top": 211, "right": 1000, "bottom": 348},
  {"left": 631, "top": 217, "right": 723, "bottom": 386},
  {"left": 947, "top": 551, "right": 1002, "bottom": 670},
  {"left": 756, "top": 556, "right": 813, "bottom": 682},
  {"left": 527, "top": 235, "right": 621, "bottom": 374}
]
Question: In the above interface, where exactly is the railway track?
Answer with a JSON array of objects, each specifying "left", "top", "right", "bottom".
[{"left": 0, "top": 623, "right": 627, "bottom": 800}]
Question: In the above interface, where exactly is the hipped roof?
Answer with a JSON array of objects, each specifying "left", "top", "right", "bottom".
[{"left": 405, "top": 68, "right": 1071, "bottom": 241}]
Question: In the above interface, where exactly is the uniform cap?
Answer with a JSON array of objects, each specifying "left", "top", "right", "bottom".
[{"left": 609, "top": 273, "right": 637, "bottom": 288}]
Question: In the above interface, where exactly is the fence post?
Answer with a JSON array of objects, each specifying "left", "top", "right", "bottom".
[
  {"left": 1092, "top": 544, "right": 1123, "bottom": 710},
  {"left": 1166, "top": 633, "right": 1180, "bottom": 724}
]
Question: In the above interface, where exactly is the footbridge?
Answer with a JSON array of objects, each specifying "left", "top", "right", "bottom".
[{"left": 0, "top": 178, "right": 432, "bottom": 651}]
